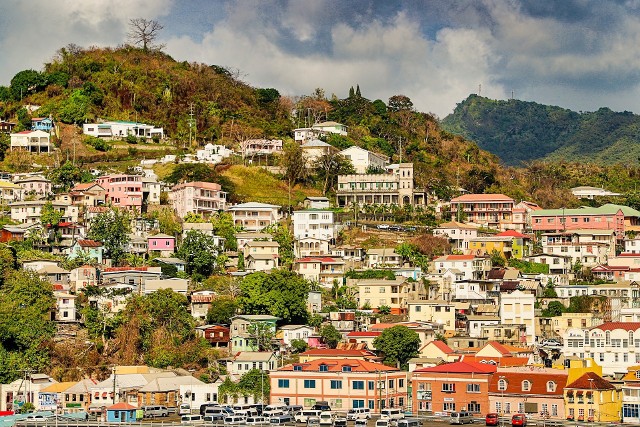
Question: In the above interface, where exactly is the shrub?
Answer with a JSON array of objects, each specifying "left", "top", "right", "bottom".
[{"left": 84, "top": 136, "right": 112, "bottom": 152}]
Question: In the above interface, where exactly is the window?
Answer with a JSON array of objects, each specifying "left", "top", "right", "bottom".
[
  {"left": 352, "top": 400, "right": 365, "bottom": 409},
  {"left": 498, "top": 379, "right": 507, "bottom": 391},
  {"left": 399, "top": 379, "right": 404, "bottom": 388},
  {"left": 415, "top": 306, "right": 421, "bottom": 312},
  {"left": 468, "top": 402, "right": 481, "bottom": 413},
  {"left": 443, "top": 403, "right": 456, "bottom": 412},
  {"left": 342, "top": 366, "right": 352, "bottom": 372},
  {"left": 294, "top": 365, "right": 302, "bottom": 371},
  {"left": 303, "top": 380, "right": 316, "bottom": 389},
  {"left": 551, "top": 405, "right": 558, "bottom": 417},
  {"left": 352, "top": 381, "right": 365, "bottom": 390},
  {"left": 330, "top": 380, "right": 342, "bottom": 390},
  {"left": 368, "top": 381, "right": 375, "bottom": 390},
  {"left": 319, "top": 364, "right": 328, "bottom": 372},
  {"left": 522, "top": 380, "right": 531, "bottom": 391},
  {"left": 368, "top": 400, "right": 375, "bottom": 410},
  {"left": 467, "top": 384, "right": 481, "bottom": 393},
  {"left": 442, "top": 383, "right": 455, "bottom": 393},
  {"left": 388, "top": 379, "right": 394, "bottom": 389},
  {"left": 547, "top": 381, "right": 556, "bottom": 392}
]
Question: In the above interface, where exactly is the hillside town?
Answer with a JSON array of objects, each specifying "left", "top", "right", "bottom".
[{"left": 2, "top": 114, "right": 640, "bottom": 426}]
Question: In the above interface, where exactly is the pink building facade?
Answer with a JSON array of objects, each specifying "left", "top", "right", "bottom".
[
  {"left": 531, "top": 207, "right": 626, "bottom": 238},
  {"left": 147, "top": 233, "right": 176, "bottom": 255},
  {"left": 171, "top": 181, "right": 227, "bottom": 219},
  {"left": 450, "top": 194, "right": 515, "bottom": 231},
  {"left": 96, "top": 174, "right": 143, "bottom": 210}
]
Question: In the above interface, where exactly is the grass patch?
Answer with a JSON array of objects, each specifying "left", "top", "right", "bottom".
[{"left": 220, "top": 165, "right": 321, "bottom": 206}]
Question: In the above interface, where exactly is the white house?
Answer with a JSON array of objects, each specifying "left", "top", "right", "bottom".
[
  {"left": 54, "top": 292, "right": 77, "bottom": 322},
  {"left": 301, "top": 139, "right": 338, "bottom": 166},
  {"left": 10, "top": 200, "right": 78, "bottom": 224},
  {"left": 10, "top": 130, "right": 53, "bottom": 153},
  {"left": 500, "top": 290, "right": 536, "bottom": 345},
  {"left": 431, "top": 255, "right": 491, "bottom": 281},
  {"left": 292, "top": 209, "right": 335, "bottom": 241},
  {"left": 196, "top": 143, "right": 234, "bottom": 163},
  {"left": 562, "top": 322, "right": 640, "bottom": 376},
  {"left": 279, "top": 325, "right": 315, "bottom": 347},
  {"left": 83, "top": 121, "right": 164, "bottom": 140},
  {"left": 433, "top": 221, "right": 479, "bottom": 251},
  {"left": 228, "top": 202, "right": 280, "bottom": 232},
  {"left": 294, "top": 121, "right": 347, "bottom": 143},
  {"left": 229, "top": 352, "right": 277, "bottom": 376},
  {"left": 339, "top": 146, "right": 389, "bottom": 174}
]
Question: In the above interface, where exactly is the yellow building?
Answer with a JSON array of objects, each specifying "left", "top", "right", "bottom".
[
  {"left": 468, "top": 231, "right": 531, "bottom": 259},
  {"left": 564, "top": 371, "right": 621, "bottom": 422}
]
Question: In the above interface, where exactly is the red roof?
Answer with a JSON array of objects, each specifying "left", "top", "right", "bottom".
[
  {"left": 592, "top": 322, "right": 640, "bottom": 332},
  {"left": 495, "top": 230, "right": 528, "bottom": 238},
  {"left": 103, "top": 266, "right": 153, "bottom": 272},
  {"left": 281, "top": 358, "right": 397, "bottom": 372},
  {"left": 415, "top": 361, "right": 497, "bottom": 374},
  {"left": 451, "top": 194, "right": 514, "bottom": 203},
  {"left": 88, "top": 206, "right": 109, "bottom": 213},
  {"left": 300, "top": 348, "right": 377, "bottom": 358},
  {"left": 591, "top": 265, "right": 629, "bottom": 272},
  {"left": 566, "top": 372, "right": 615, "bottom": 390},
  {"left": 108, "top": 402, "right": 137, "bottom": 411},
  {"left": 461, "top": 356, "right": 530, "bottom": 367},
  {"left": 441, "top": 255, "right": 476, "bottom": 261},
  {"left": 484, "top": 341, "right": 513, "bottom": 356},
  {"left": 72, "top": 182, "right": 99, "bottom": 191},
  {"left": 78, "top": 239, "right": 102, "bottom": 247},
  {"left": 347, "top": 331, "right": 381, "bottom": 337},
  {"left": 488, "top": 371, "right": 567, "bottom": 395},
  {"left": 428, "top": 340, "right": 455, "bottom": 354}
]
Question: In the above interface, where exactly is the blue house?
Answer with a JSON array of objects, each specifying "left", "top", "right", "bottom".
[
  {"left": 32, "top": 117, "right": 54, "bottom": 132},
  {"left": 106, "top": 403, "right": 137, "bottom": 422},
  {"left": 68, "top": 239, "right": 104, "bottom": 264}
]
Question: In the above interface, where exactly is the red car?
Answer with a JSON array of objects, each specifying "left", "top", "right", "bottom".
[
  {"left": 512, "top": 414, "right": 527, "bottom": 427},
  {"left": 486, "top": 413, "right": 499, "bottom": 426}
]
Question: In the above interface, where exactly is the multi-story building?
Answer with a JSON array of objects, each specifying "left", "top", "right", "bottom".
[
  {"left": 10, "top": 200, "right": 78, "bottom": 224},
  {"left": 243, "top": 240, "right": 280, "bottom": 272},
  {"left": 433, "top": 221, "right": 479, "bottom": 251},
  {"left": 10, "top": 130, "right": 53, "bottom": 153},
  {"left": 365, "top": 248, "right": 403, "bottom": 268},
  {"left": 565, "top": 372, "right": 621, "bottom": 422},
  {"left": 240, "top": 139, "right": 283, "bottom": 156},
  {"left": 531, "top": 204, "right": 640, "bottom": 238},
  {"left": 339, "top": 146, "right": 389, "bottom": 174},
  {"left": 293, "top": 209, "right": 335, "bottom": 241},
  {"left": 270, "top": 358, "right": 407, "bottom": 412},
  {"left": 69, "top": 182, "right": 106, "bottom": 207},
  {"left": 96, "top": 174, "right": 143, "bottom": 211},
  {"left": 294, "top": 256, "right": 345, "bottom": 287},
  {"left": 511, "top": 201, "right": 542, "bottom": 232},
  {"left": 412, "top": 361, "right": 496, "bottom": 415},
  {"left": 562, "top": 322, "right": 640, "bottom": 376},
  {"left": 449, "top": 194, "right": 515, "bottom": 231},
  {"left": 196, "top": 143, "right": 234, "bottom": 163},
  {"left": 356, "top": 277, "right": 409, "bottom": 315},
  {"left": 230, "top": 314, "right": 279, "bottom": 353},
  {"left": 546, "top": 312, "right": 602, "bottom": 340},
  {"left": 432, "top": 255, "right": 492, "bottom": 281},
  {"left": 336, "top": 163, "right": 426, "bottom": 207},
  {"left": 407, "top": 301, "right": 456, "bottom": 333},
  {"left": 622, "top": 365, "right": 640, "bottom": 423},
  {"left": 171, "top": 181, "right": 227, "bottom": 219},
  {"left": 489, "top": 369, "right": 567, "bottom": 419},
  {"left": 228, "top": 202, "right": 280, "bottom": 232},
  {"left": 480, "top": 324, "right": 528, "bottom": 346},
  {"left": 0, "top": 180, "right": 21, "bottom": 204},
  {"left": 540, "top": 230, "right": 616, "bottom": 268},
  {"left": 500, "top": 290, "right": 536, "bottom": 345},
  {"left": 294, "top": 121, "right": 348, "bottom": 143},
  {"left": 15, "top": 175, "right": 51, "bottom": 199}
]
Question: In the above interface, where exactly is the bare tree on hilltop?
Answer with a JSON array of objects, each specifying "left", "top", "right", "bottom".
[{"left": 127, "top": 18, "right": 165, "bottom": 51}]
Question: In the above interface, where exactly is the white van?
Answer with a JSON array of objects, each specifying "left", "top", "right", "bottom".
[
  {"left": 347, "top": 408, "right": 371, "bottom": 420},
  {"left": 319, "top": 412, "right": 334, "bottom": 426},
  {"left": 376, "top": 420, "right": 391, "bottom": 427},
  {"left": 397, "top": 419, "right": 422, "bottom": 427},
  {"left": 355, "top": 420, "right": 368, "bottom": 427},
  {"left": 181, "top": 414, "right": 202, "bottom": 425},
  {"left": 381, "top": 408, "right": 404, "bottom": 421},
  {"left": 450, "top": 412, "right": 474, "bottom": 425},
  {"left": 179, "top": 403, "right": 191, "bottom": 416},
  {"left": 234, "top": 404, "right": 258, "bottom": 416},
  {"left": 264, "top": 404, "right": 288, "bottom": 417},
  {"left": 296, "top": 410, "right": 322, "bottom": 423},
  {"left": 225, "top": 415, "right": 247, "bottom": 425},
  {"left": 143, "top": 405, "right": 169, "bottom": 418}
]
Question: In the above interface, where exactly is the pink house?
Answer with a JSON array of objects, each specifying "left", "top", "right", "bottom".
[
  {"left": 170, "top": 181, "right": 227, "bottom": 219},
  {"left": 147, "top": 233, "right": 175, "bottom": 256},
  {"left": 530, "top": 204, "right": 637, "bottom": 239},
  {"left": 96, "top": 174, "right": 143, "bottom": 210},
  {"left": 450, "top": 193, "right": 515, "bottom": 231}
]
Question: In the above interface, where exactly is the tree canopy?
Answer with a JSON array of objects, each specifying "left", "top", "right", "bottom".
[
  {"left": 373, "top": 325, "right": 420, "bottom": 370},
  {"left": 87, "top": 208, "right": 131, "bottom": 265}
]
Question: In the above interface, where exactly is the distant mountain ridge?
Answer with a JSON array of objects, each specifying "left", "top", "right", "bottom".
[{"left": 441, "top": 94, "right": 640, "bottom": 166}]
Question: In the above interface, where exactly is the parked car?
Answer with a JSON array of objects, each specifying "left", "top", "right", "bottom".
[
  {"left": 376, "top": 420, "right": 390, "bottom": 427},
  {"left": 308, "top": 417, "right": 321, "bottom": 427},
  {"left": 511, "top": 414, "right": 527, "bottom": 427},
  {"left": 179, "top": 404, "right": 191, "bottom": 416},
  {"left": 270, "top": 414, "right": 293, "bottom": 424},
  {"left": 377, "top": 224, "right": 390, "bottom": 230},
  {"left": 296, "top": 410, "right": 322, "bottom": 423},
  {"left": 225, "top": 416, "right": 248, "bottom": 425},
  {"left": 485, "top": 413, "right": 499, "bottom": 426},
  {"left": 380, "top": 408, "right": 404, "bottom": 421},
  {"left": 540, "top": 339, "right": 561, "bottom": 347},
  {"left": 319, "top": 412, "right": 334, "bottom": 426},
  {"left": 247, "top": 416, "right": 269, "bottom": 425},
  {"left": 334, "top": 417, "right": 347, "bottom": 427},
  {"left": 347, "top": 408, "right": 371, "bottom": 420},
  {"left": 355, "top": 420, "right": 368, "bottom": 427},
  {"left": 311, "top": 402, "right": 331, "bottom": 412},
  {"left": 397, "top": 419, "right": 422, "bottom": 427},
  {"left": 450, "top": 412, "right": 474, "bottom": 425},
  {"left": 286, "top": 405, "right": 304, "bottom": 415},
  {"left": 181, "top": 414, "right": 202, "bottom": 425},
  {"left": 264, "top": 404, "right": 289, "bottom": 417},
  {"left": 143, "top": 405, "right": 169, "bottom": 418}
]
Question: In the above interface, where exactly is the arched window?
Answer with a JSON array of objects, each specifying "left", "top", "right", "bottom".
[
  {"left": 547, "top": 381, "right": 556, "bottom": 392},
  {"left": 498, "top": 379, "right": 507, "bottom": 391},
  {"left": 606, "top": 331, "right": 611, "bottom": 345},
  {"left": 522, "top": 380, "right": 531, "bottom": 391}
]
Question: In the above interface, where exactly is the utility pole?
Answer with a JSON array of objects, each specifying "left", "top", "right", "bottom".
[{"left": 112, "top": 366, "right": 117, "bottom": 405}]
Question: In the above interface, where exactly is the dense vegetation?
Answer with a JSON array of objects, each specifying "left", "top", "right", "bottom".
[{"left": 442, "top": 94, "right": 640, "bottom": 166}]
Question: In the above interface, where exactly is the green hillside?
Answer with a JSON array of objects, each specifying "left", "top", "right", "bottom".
[{"left": 441, "top": 94, "right": 640, "bottom": 166}]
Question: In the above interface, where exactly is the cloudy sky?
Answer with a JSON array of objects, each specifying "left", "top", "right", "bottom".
[{"left": 3, "top": 0, "right": 640, "bottom": 117}]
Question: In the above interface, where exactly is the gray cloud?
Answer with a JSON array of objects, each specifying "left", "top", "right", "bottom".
[{"left": 3, "top": 0, "right": 640, "bottom": 117}]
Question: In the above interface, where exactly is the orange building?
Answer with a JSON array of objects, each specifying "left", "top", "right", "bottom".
[
  {"left": 412, "top": 361, "right": 496, "bottom": 416},
  {"left": 270, "top": 358, "right": 407, "bottom": 412}
]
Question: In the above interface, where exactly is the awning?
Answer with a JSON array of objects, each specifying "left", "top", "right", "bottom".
[{"left": 102, "top": 392, "right": 107, "bottom": 398}]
